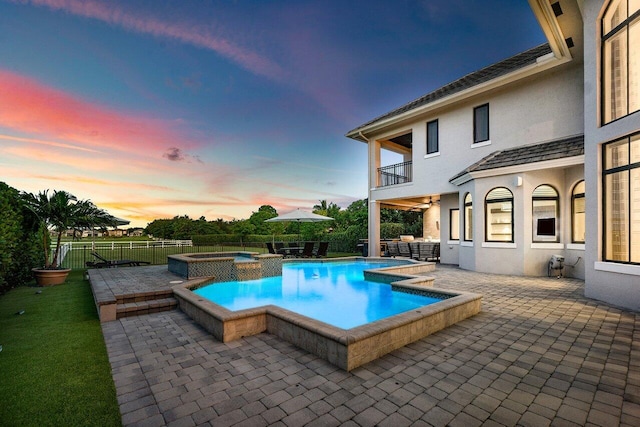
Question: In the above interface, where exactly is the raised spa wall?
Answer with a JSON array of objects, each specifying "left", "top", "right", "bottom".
[
  {"left": 173, "top": 258, "right": 482, "bottom": 371},
  {"left": 168, "top": 252, "right": 283, "bottom": 282}
]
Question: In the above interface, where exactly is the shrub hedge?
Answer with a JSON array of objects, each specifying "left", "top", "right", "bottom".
[
  {"left": 0, "top": 182, "right": 44, "bottom": 294},
  {"left": 192, "top": 227, "right": 367, "bottom": 254}
]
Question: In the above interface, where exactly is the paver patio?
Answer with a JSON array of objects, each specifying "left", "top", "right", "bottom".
[{"left": 100, "top": 265, "right": 640, "bottom": 426}]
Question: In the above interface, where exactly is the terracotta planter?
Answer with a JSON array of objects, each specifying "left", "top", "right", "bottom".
[{"left": 32, "top": 268, "right": 71, "bottom": 286}]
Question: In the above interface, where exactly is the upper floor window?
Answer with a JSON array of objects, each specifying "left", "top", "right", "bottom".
[
  {"left": 450, "top": 208, "right": 460, "bottom": 241},
  {"left": 464, "top": 193, "right": 473, "bottom": 241},
  {"left": 473, "top": 104, "right": 489, "bottom": 143},
  {"left": 427, "top": 120, "right": 439, "bottom": 155},
  {"left": 603, "top": 133, "right": 640, "bottom": 263},
  {"left": 572, "top": 180, "right": 586, "bottom": 243},
  {"left": 602, "top": 0, "right": 640, "bottom": 123},
  {"left": 485, "top": 187, "right": 513, "bottom": 242},
  {"left": 532, "top": 184, "right": 560, "bottom": 242}
]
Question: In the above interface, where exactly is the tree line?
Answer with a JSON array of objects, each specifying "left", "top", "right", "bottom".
[{"left": 144, "top": 199, "right": 423, "bottom": 241}]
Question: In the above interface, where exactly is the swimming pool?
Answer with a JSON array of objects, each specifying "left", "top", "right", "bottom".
[
  {"left": 173, "top": 257, "right": 482, "bottom": 370},
  {"left": 194, "top": 260, "right": 442, "bottom": 329}
]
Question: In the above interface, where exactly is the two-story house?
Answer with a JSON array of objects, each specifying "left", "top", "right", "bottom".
[{"left": 346, "top": 0, "right": 640, "bottom": 310}]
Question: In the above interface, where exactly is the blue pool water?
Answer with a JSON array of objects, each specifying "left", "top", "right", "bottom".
[
  {"left": 233, "top": 255, "right": 255, "bottom": 262},
  {"left": 194, "top": 260, "right": 442, "bottom": 329}
]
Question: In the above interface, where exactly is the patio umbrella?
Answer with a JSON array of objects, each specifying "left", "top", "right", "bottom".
[
  {"left": 90, "top": 215, "right": 131, "bottom": 247},
  {"left": 265, "top": 209, "right": 334, "bottom": 243},
  {"left": 108, "top": 216, "right": 131, "bottom": 226}
]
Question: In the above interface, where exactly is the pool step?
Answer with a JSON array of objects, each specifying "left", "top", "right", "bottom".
[{"left": 116, "top": 291, "right": 178, "bottom": 319}]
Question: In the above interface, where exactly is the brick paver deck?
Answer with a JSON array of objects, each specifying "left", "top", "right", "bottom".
[{"left": 101, "top": 265, "right": 640, "bottom": 426}]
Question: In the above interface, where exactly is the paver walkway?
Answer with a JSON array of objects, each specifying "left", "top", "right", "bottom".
[{"left": 101, "top": 265, "right": 640, "bottom": 426}]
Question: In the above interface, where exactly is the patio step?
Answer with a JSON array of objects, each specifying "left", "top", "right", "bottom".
[{"left": 116, "top": 295, "right": 178, "bottom": 319}]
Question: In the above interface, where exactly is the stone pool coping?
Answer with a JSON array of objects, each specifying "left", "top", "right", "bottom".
[{"left": 172, "top": 257, "right": 482, "bottom": 371}]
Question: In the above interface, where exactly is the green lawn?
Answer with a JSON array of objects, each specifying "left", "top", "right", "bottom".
[{"left": 0, "top": 272, "right": 120, "bottom": 426}]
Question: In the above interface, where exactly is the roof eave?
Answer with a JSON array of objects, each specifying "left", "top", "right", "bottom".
[
  {"left": 345, "top": 53, "right": 571, "bottom": 142},
  {"left": 449, "top": 173, "right": 473, "bottom": 186},
  {"left": 528, "top": 0, "right": 573, "bottom": 60},
  {"left": 347, "top": 1, "right": 574, "bottom": 143},
  {"left": 450, "top": 155, "right": 585, "bottom": 186}
]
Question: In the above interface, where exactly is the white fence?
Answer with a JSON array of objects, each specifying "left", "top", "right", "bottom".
[
  {"left": 56, "top": 239, "right": 192, "bottom": 250},
  {"left": 54, "top": 240, "right": 193, "bottom": 266}
]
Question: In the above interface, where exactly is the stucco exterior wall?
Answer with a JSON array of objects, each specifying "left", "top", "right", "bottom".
[
  {"left": 369, "top": 60, "right": 584, "bottom": 204},
  {"left": 443, "top": 164, "right": 585, "bottom": 277},
  {"left": 583, "top": 0, "right": 640, "bottom": 310},
  {"left": 563, "top": 165, "right": 586, "bottom": 280},
  {"left": 520, "top": 167, "right": 585, "bottom": 278},
  {"left": 473, "top": 175, "right": 523, "bottom": 276},
  {"left": 457, "top": 182, "right": 476, "bottom": 272}
]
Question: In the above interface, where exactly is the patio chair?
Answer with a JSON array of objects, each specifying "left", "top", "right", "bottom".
[
  {"left": 301, "top": 242, "right": 315, "bottom": 257},
  {"left": 418, "top": 242, "right": 440, "bottom": 262},
  {"left": 87, "top": 251, "right": 150, "bottom": 268},
  {"left": 266, "top": 242, "right": 277, "bottom": 254},
  {"left": 398, "top": 242, "right": 411, "bottom": 258},
  {"left": 409, "top": 242, "right": 421, "bottom": 260},
  {"left": 274, "top": 242, "right": 286, "bottom": 255},
  {"left": 314, "top": 242, "right": 329, "bottom": 258},
  {"left": 386, "top": 242, "right": 400, "bottom": 257}
]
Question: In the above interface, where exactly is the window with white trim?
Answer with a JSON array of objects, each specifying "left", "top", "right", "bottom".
[
  {"left": 450, "top": 208, "right": 460, "bottom": 241},
  {"left": 572, "top": 180, "right": 586, "bottom": 243},
  {"left": 464, "top": 193, "right": 473, "bottom": 241},
  {"left": 532, "top": 185, "right": 559, "bottom": 242},
  {"left": 602, "top": 0, "right": 640, "bottom": 123},
  {"left": 485, "top": 187, "right": 513, "bottom": 242},
  {"left": 473, "top": 104, "right": 489, "bottom": 143},
  {"left": 427, "top": 119, "right": 439, "bottom": 155}
]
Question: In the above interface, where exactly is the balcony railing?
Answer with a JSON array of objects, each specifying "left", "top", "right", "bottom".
[{"left": 377, "top": 161, "right": 412, "bottom": 187}]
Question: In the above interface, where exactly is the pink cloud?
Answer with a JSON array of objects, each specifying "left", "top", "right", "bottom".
[
  {"left": 0, "top": 69, "right": 196, "bottom": 155},
  {"left": 29, "top": 174, "right": 175, "bottom": 193},
  {"left": 0, "top": 134, "right": 100, "bottom": 152},
  {"left": 2, "top": 143, "right": 203, "bottom": 180},
  {"left": 12, "top": 0, "right": 286, "bottom": 82}
]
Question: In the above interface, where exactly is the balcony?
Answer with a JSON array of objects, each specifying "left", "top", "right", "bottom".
[{"left": 377, "top": 161, "right": 412, "bottom": 187}]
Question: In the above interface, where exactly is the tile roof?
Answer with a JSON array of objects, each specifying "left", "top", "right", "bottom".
[
  {"left": 347, "top": 43, "right": 552, "bottom": 137},
  {"left": 449, "top": 134, "right": 584, "bottom": 183}
]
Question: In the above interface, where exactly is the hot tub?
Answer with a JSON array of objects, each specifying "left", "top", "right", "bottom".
[{"left": 167, "top": 252, "right": 282, "bottom": 281}]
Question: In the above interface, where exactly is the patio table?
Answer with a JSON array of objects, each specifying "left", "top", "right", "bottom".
[
  {"left": 287, "top": 247, "right": 303, "bottom": 257},
  {"left": 277, "top": 247, "right": 302, "bottom": 257}
]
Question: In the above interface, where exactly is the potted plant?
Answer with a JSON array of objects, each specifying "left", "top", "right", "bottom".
[{"left": 21, "top": 190, "right": 115, "bottom": 286}]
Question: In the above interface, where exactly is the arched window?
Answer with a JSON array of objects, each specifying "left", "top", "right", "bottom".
[
  {"left": 485, "top": 187, "right": 513, "bottom": 242},
  {"left": 572, "top": 181, "right": 586, "bottom": 243},
  {"left": 464, "top": 193, "right": 473, "bottom": 241},
  {"left": 532, "top": 185, "right": 559, "bottom": 242}
]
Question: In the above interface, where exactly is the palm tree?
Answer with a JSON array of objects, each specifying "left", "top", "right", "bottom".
[
  {"left": 22, "top": 190, "right": 115, "bottom": 269},
  {"left": 313, "top": 200, "right": 329, "bottom": 214}
]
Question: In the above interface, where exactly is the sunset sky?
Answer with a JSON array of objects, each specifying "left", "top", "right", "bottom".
[{"left": 0, "top": 0, "right": 545, "bottom": 227}]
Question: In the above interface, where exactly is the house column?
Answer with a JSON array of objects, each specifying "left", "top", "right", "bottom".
[
  {"left": 366, "top": 136, "right": 381, "bottom": 257},
  {"left": 369, "top": 200, "right": 381, "bottom": 257}
]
